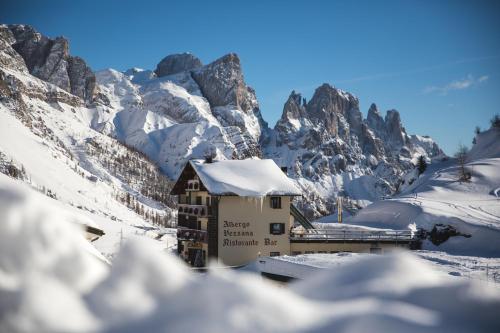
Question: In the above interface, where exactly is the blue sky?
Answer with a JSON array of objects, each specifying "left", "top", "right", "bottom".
[{"left": 2, "top": 0, "right": 500, "bottom": 154}]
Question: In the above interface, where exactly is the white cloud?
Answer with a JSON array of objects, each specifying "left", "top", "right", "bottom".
[{"left": 423, "top": 74, "right": 489, "bottom": 95}]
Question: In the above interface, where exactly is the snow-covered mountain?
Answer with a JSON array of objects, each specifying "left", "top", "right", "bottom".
[
  {"left": 94, "top": 53, "right": 265, "bottom": 179},
  {"left": 1, "top": 23, "right": 444, "bottom": 223},
  {"left": 265, "top": 88, "right": 444, "bottom": 217}
]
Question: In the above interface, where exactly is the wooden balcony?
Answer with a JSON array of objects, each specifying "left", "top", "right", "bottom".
[
  {"left": 177, "top": 228, "right": 208, "bottom": 243},
  {"left": 178, "top": 203, "right": 209, "bottom": 217}
]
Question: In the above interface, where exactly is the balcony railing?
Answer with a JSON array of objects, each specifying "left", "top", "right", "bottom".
[
  {"left": 177, "top": 228, "right": 208, "bottom": 243},
  {"left": 290, "top": 229, "right": 415, "bottom": 242},
  {"left": 178, "top": 204, "right": 209, "bottom": 217}
]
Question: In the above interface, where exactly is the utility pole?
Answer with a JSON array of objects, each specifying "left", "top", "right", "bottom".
[{"left": 337, "top": 197, "right": 342, "bottom": 223}]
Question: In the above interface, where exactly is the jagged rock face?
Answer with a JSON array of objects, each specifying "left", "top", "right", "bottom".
[
  {"left": 274, "top": 91, "right": 309, "bottom": 143},
  {"left": 6, "top": 24, "right": 96, "bottom": 103},
  {"left": 306, "top": 83, "right": 361, "bottom": 139},
  {"left": 191, "top": 53, "right": 267, "bottom": 143},
  {"left": 155, "top": 53, "right": 202, "bottom": 77},
  {"left": 282, "top": 91, "right": 307, "bottom": 120},
  {"left": 385, "top": 109, "right": 407, "bottom": 149},
  {"left": 191, "top": 53, "right": 257, "bottom": 114},
  {"left": 0, "top": 25, "right": 29, "bottom": 73},
  {"left": 367, "top": 103, "right": 385, "bottom": 136},
  {"left": 359, "top": 123, "right": 385, "bottom": 159},
  {"left": 367, "top": 104, "right": 410, "bottom": 153},
  {"left": 67, "top": 56, "right": 96, "bottom": 102}
]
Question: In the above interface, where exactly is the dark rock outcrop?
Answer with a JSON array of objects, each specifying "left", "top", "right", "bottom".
[
  {"left": 385, "top": 109, "right": 407, "bottom": 148},
  {"left": 421, "top": 224, "right": 472, "bottom": 246},
  {"left": 359, "top": 123, "right": 385, "bottom": 159},
  {"left": 274, "top": 91, "right": 308, "bottom": 142},
  {"left": 191, "top": 53, "right": 269, "bottom": 145},
  {"left": 306, "top": 83, "right": 360, "bottom": 139},
  {"left": 191, "top": 53, "right": 257, "bottom": 114},
  {"left": 67, "top": 56, "right": 96, "bottom": 102},
  {"left": 367, "top": 103, "right": 385, "bottom": 137},
  {"left": 0, "top": 25, "right": 28, "bottom": 73},
  {"left": 155, "top": 53, "right": 202, "bottom": 77},
  {"left": 5, "top": 24, "right": 96, "bottom": 103}
]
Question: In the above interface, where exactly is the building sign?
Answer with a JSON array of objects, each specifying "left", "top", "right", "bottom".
[
  {"left": 222, "top": 220, "right": 259, "bottom": 247},
  {"left": 264, "top": 238, "right": 277, "bottom": 246}
]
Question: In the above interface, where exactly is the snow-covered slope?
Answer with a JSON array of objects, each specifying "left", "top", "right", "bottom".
[
  {"left": 347, "top": 127, "right": 500, "bottom": 257},
  {"left": 0, "top": 99, "right": 176, "bottom": 259},
  {"left": 0, "top": 24, "right": 178, "bottom": 260}
]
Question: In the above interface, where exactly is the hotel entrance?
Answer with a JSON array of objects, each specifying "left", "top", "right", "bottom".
[{"left": 188, "top": 248, "right": 206, "bottom": 267}]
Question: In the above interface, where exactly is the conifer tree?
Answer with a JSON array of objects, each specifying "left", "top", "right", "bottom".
[{"left": 417, "top": 155, "right": 427, "bottom": 175}]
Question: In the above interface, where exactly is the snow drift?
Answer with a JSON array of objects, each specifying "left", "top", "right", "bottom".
[{"left": 1, "top": 179, "right": 500, "bottom": 333}]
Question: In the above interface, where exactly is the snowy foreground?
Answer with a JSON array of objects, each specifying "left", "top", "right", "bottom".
[{"left": 2, "top": 181, "right": 500, "bottom": 332}]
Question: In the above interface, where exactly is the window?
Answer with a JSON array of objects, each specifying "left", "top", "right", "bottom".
[
  {"left": 270, "top": 223, "right": 285, "bottom": 235},
  {"left": 292, "top": 251, "right": 302, "bottom": 255},
  {"left": 270, "top": 252, "right": 280, "bottom": 257},
  {"left": 196, "top": 196, "right": 202, "bottom": 205},
  {"left": 206, "top": 196, "right": 211, "bottom": 206},
  {"left": 270, "top": 196, "right": 282, "bottom": 209},
  {"left": 318, "top": 251, "right": 327, "bottom": 254},
  {"left": 305, "top": 251, "right": 314, "bottom": 254}
]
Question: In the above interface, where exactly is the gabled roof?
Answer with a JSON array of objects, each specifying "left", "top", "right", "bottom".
[{"left": 171, "top": 159, "right": 301, "bottom": 197}]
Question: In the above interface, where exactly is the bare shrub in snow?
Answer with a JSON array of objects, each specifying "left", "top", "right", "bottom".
[{"left": 454, "top": 144, "right": 470, "bottom": 181}]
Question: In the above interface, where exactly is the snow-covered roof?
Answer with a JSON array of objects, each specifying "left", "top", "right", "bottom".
[{"left": 188, "top": 159, "right": 301, "bottom": 197}]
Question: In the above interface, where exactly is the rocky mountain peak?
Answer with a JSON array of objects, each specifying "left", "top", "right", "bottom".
[
  {"left": 191, "top": 53, "right": 258, "bottom": 115},
  {"left": 367, "top": 103, "right": 385, "bottom": 136},
  {"left": 4, "top": 24, "right": 96, "bottom": 104},
  {"left": 384, "top": 109, "right": 407, "bottom": 148},
  {"left": 368, "top": 103, "right": 380, "bottom": 117},
  {"left": 305, "top": 83, "right": 361, "bottom": 137},
  {"left": 282, "top": 90, "right": 307, "bottom": 120},
  {"left": 154, "top": 52, "right": 202, "bottom": 77}
]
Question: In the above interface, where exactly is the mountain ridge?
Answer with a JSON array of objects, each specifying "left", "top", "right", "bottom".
[{"left": 0, "top": 23, "right": 445, "bottom": 218}]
